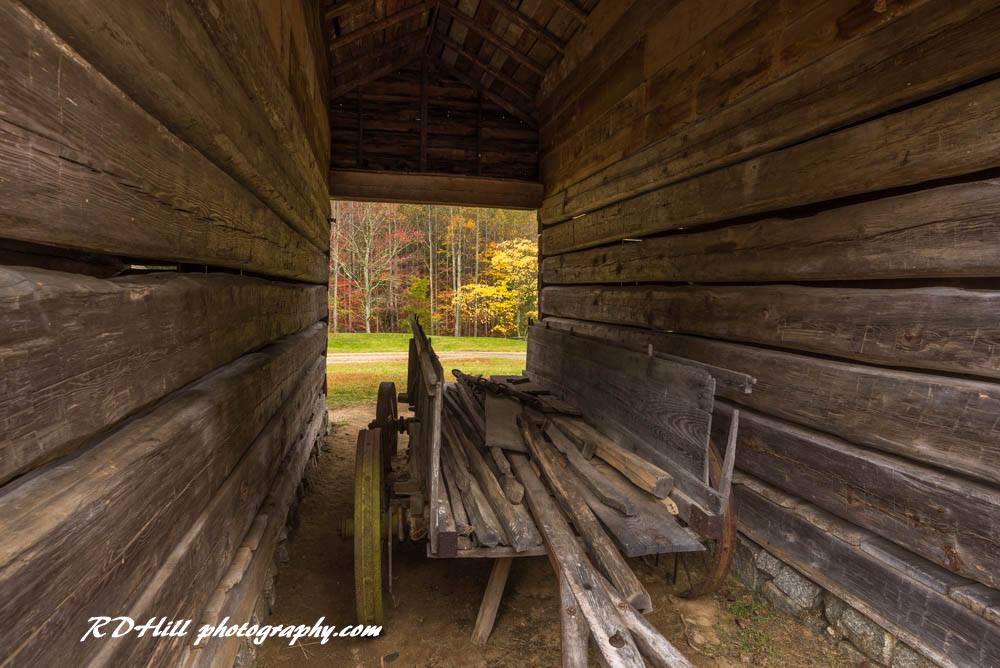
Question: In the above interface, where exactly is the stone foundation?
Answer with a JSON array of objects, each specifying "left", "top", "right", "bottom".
[{"left": 733, "top": 535, "right": 938, "bottom": 667}]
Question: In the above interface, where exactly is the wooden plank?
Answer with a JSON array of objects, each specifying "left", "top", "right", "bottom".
[
  {"left": 718, "top": 403, "right": 1000, "bottom": 589},
  {"left": 485, "top": 394, "right": 529, "bottom": 452},
  {"left": 529, "top": 324, "right": 715, "bottom": 481},
  {"left": 735, "top": 474, "right": 1000, "bottom": 668},
  {"left": 541, "top": 285, "right": 1000, "bottom": 381},
  {"left": 329, "top": 169, "right": 543, "bottom": 209},
  {"left": 23, "top": 0, "right": 330, "bottom": 249},
  {"left": 185, "top": 397, "right": 326, "bottom": 668},
  {"left": 0, "top": 2, "right": 327, "bottom": 280},
  {"left": 541, "top": 75, "right": 1000, "bottom": 253},
  {"left": 542, "top": 317, "right": 1000, "bottom": 486},
  {"left": 480, "top": 0, "right": 566, "bottom": 53},
  {"left": 442, "top": 421, "right": 503, "bottom": 547},
  {"left": 559, "top": 574, "right": 589, "bottom": 668},
  {"left": 0, "top": 325, "right": 325, "bottom": 666},
  {"left": 541, "top": 1, "right": 1000, "bottom": 225},
  {"left": 443, "top": 460, "right": 474, "bottom": 536},
  {"left": 438, "top": 4, "right": 547, "bottom": 76},
  {"left": 94, "top": 381, "right": 325, "bottom": 666},
  {"left": 544, "top": 422, "right": 635, "bottom": 516},
  {"left": 452, "top": 545, "right": 547, "bottom": 558},
  {"left": 543, "top": 178, "right": 1000, "bottom": 284},
  {"left": 509, "top": 453, "right": 646, "bottom": 667},
  {"left": 489, "top": 447, "right": 525, "bottom": 504},
  {"left": 471, "top": 557, "right": 513, "bottom": 646},
  {"left": 0, "top": 267, "right": 326, "bottom": 486},
  {"left": 519, "top": 416, "right": 652, "bottom": 613}
]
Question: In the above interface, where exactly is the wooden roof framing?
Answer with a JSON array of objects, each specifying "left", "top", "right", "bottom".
[{"left": 324, "top": 0, "right": 596, "bottom": 123}]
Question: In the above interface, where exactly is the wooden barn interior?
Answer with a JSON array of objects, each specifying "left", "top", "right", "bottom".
[{"left": 2, "top": 0, "right": 1000, "bottom": 666}]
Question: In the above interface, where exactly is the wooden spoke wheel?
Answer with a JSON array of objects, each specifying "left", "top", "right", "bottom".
[
  {"left": 354, "top": 429, "right": 388, "bottom": 624},
  {"left": 674, "top": 441, "right": 736, "bottom": 599},
  {"left": 374, "top": 381, "right": 399, "bottom": 472}
]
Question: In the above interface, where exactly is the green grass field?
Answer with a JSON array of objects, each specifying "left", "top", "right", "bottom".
[
  {"left": 328, "top": 332, "right": 526, "bottom": 353},
  {"left": 327, "top": 355, "right": 525, "bottom": 406}
]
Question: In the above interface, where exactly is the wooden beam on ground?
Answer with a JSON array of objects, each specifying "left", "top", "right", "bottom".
[
  {"left": 437, "top": 3, "right": 547, "bottom": 76},
  {"left": 329, "top": 169, "right": 544, "bottom": 209},
  {"left": 431, "top": 56, "right": 538, "bottom": 127},
  {"left": 480, "top": 0, "right": 566, "bottom": 53},
  {"left": 509, "top": 452, "right": 645, "bottom": 667},
  {"left": 330, "top": 0, "right": 431, "bottom": 51},
  {"left": 432, "top": 31, "right": 537, "bottom": 101},
  {"left": 471, "top": 557, "right": 513, "bottom": 646}
]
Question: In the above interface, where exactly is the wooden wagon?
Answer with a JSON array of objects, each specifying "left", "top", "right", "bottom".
[{"left": 349, "top": 316, "right": 753, "bottom": 655}]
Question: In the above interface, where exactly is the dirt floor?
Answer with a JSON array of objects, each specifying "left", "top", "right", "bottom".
[{"left": 259, "top": 405, "right": 852, "bottom": 668}]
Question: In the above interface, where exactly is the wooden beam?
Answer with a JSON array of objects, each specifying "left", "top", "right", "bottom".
[
  {"left": 330, "top": 48, "right": 423, "bottom": 100},
  {"left": 420, "top": 58, "right": 429, "bottom": 171},
  {"left": 479, "top": 0, "right": 566, "bottom": 53},
  {"left": 432, "top": 31, "right": 537, "bottom": 101},
  {"left": 437, "top": 3, "right": 547, "bottom": 76},
  {"left": 471, "top": 557, "right": 513, "bottom": 645},
  {"left": 325, "top": 0, "right": 369, "bottom": 21},
  {"left": 551, "top": 0, "right": 588, "bottom": 24},
  {"left": 432, "top": 56, "right": 538, "bottom": 127},
  {"left": 330, "top": 27, "right": 425, "bottom": 78},
  {"left": 330, "top": 0, "right": 431, "bottom": 51},
  {"left": 329, "top": 170, "right": 543, "bottom": 209}
]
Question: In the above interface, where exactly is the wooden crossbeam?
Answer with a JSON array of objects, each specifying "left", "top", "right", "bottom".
[
  {"left": 330, "top": 48, "right": 423, "bottom": 100},
  {"left": 480, "top": 0, "right": 566, "bottom": 54},
  {"left": 430, "top": 56, "right": 537, "bottom": 127},
  {"left": 432, "top": 32, "right": 536, "bottom": 102},
  {"left": 330, "top": 26, "right": 426, "bottom": 78},
  {"left": 437, "top": 3, "right": 546, "bottom": 77},
  {"left": 330, "top": 0, "right": 432, "bottom": 51},
  {"left": 325, "top": 0, "right": 368, "bottom": 22},
  {"left": 552, "top": 0, "right": 588, "bottom": 24}
]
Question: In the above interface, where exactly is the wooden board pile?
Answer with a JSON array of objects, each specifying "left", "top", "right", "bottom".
[{"left": 440, "top": 372, "right": 699, "bottom": 667}]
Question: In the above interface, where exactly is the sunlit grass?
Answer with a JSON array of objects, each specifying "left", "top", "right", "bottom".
[
  {"left": 328, "top": 332, "right": 526, "bottom": 353},
  {"left": 327, "top": 355, "right": 526, "bottom": 407}
]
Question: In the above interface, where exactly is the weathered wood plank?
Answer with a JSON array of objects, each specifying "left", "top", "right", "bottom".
[
  {"left": 185, "top": 397, "right": 327, "bottom": 668},
  {"left": 95, "top": 378, "right": 325, "bottom": 666},
  {"left": 718, "top": 403, "right": 1000, "bottom": 589},
  {"left": 544, "top": 421, "right": 635, "bottom": 516},
  {"left": 541, "top": 286, "right": 1000, "bottom": 380},
  {"left": 22, "top": 0, "right": 329, "bottom": 249},
  {"left": 0, "top": 267, "right": 326, "bottom": 486},
  {"left": 0, "top": 325, "right": 325, "bottom": 666},
  {"left": 541, "top": 1, "right": 1000, "bottom": 225},
  {"left": 509, "top": 453, "right": 645, "bottom": 667},
  {"left": 559, "top": 573, "right": 589, "bottom": 668},
  {"left": 528, "top": 324, "right": 715, "bottom": 479},
  {"left": 543, "top": 179, "right": 1000, "bottom": 284},
  {"left": 0, "top": 2, "right": 327, "bottom": 280},
  {"left": 471, "top": 557, "right": 512, "bottom": 646},
  {"left": 541, "top": 76, "right": 1000, "bottom": 254},
  {"left": 542, "top": 317, "right": 1000, "bottom": 486},
  {"left": 519, "top": 416, "right": 652, "bottom": 612},
  {"left": 735, "top": 474, "right": 1000, "bottom": 668}
]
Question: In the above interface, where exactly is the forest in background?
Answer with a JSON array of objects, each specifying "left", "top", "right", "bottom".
[{"left": 329, "top": 201, "right": 538, "bottom": 337}]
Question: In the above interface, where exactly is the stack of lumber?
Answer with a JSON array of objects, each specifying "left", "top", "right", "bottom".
[{"left": 441, "top": 372, "right": 699, "bottom": 667}]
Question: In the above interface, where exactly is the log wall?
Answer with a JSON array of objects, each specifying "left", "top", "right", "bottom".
[
  {"left": 0, "top": 1, "right": 329, "bottom": 665},
  {"left": 534, "top": 2, "right": 1000, "bottom": 665}
]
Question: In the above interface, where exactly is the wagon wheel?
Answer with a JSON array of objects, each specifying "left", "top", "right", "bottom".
[
  {"left": 373, "top": 381, "right": 399, "bottom": 472},
  {"left": 354, "top": 429, "right": 389, "bottom": 624},
  {"left": 675, "top": 440, "right": 736, "bottom": 599}
]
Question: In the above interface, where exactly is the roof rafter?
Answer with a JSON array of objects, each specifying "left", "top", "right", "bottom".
[
  {"left": 430, "top": 56, "right": 537, "bottom": 127},
  {"left": 479, "top": 0, "right": 566, "bottom": 54},
  {"left": 325, "top": 0, "right": 369, "bottom": 22},
  {"left": 552, "top": 0, "right": 588, "bottom": 24},
  {"left": 431, "top": 31, "right": 535, "bottom": 102},
  {"left": 330, "top": 26, "right": 426, "bottom": 79},
  {"left": 331, "top": 47, "right": 424, "bottom": 100},
  {"left": 330, "top": 0, "right": 432, "bottom": 52},
  {"left": 438, "top": 3, "right": 546, "bottom": 77}
]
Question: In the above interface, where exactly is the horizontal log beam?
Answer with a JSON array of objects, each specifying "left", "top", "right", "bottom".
[
  {"left": 542, "top": 179, "right": 1000, "bottom": 284},
  {"left": 540, "top": 2, "right": 1000, "bottom": 225},
  {"left": 541, "top": 75, "right": 1000, "bottom": 254},
  {"left": 0, "top": 325, "right": 326, "bottom": 666},
  {"left": 329, "top": 169, "right": 543, "bottom": 209},
  {"left": 719, "top": 404, "right": 1000, "bottom": 589},
  {"left": 541, "top": 285, "right": 1000, "bottom": 380},
  {"left": 735, "top": 474, "right": 1000, "bottom": 668},
  {"left": 0, "top": 267, "right": 326, "bottom": 486},
  {"left": 542, "top": 317, "right": 1000, "bottom": 487},
  {"left": 0, "top": 3, "right": 327, "bottom": 279}
]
